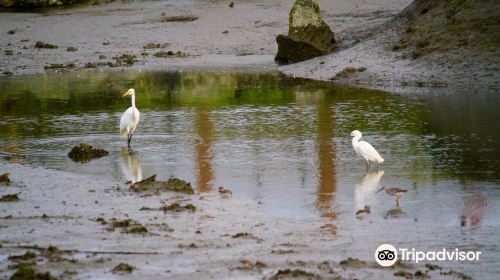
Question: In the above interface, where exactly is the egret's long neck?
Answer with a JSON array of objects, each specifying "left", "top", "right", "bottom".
[
  {"left": 352, "top": 135, "right": 360, "bottom": 148},
  {"left": 131, "top": 93, "right": 136, "bottom": 108}
]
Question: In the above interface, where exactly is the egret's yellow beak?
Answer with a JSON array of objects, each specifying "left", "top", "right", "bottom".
[{"left": 122, "top": 90, "right": 131, "bottom": 97}]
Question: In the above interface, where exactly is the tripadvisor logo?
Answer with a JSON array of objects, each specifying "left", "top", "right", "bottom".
[
  {"left": 375, "top": 244, "right": 482, "bottom": 267},
  {"left": 375, "top": 244, "right": 398, "bottom": 267}
]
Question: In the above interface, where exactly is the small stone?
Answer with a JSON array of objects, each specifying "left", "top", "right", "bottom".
[
  {"left": 67, "top": 143, "right": 109, "bottom": 163},
  {"left": 34, "top": 41, "right": 58, "bottom": 49},
  {"left": 0, "top": 193, "right": 19, "bottom": 202},
  {"left": 112, "top": 263, "right": 134, "bottom": 274},
  {"left": 0, "top": 172, "right": 11, "bottom": 185}
]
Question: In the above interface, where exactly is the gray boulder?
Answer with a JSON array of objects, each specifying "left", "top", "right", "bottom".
[{"left": 275, "top": 0, "right": 336, "bottom": 64}]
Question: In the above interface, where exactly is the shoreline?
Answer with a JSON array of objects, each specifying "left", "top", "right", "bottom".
[{"left": 1, "top": 0, "right": 498, "bottom": 93}]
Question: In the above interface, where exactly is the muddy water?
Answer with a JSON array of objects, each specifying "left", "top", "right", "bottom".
[{"left": 1, "top": 71, "right": 499, "bottom": 277}]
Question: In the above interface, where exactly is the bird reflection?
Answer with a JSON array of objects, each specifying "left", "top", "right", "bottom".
[
  {"left": 120, "top": 147, "right": 142, "bottom": 184},
  {"left": 355, "top": 170, "right": 384, "bottom": 209},
  {"left": 384, "top": 206, "right": 406, "bottom": 219},
  {"left": 461, "top": 196, "right": 487, "bottom": 227}
]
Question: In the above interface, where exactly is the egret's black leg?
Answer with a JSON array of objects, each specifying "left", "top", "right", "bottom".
[{"left": 127, "top": 134, "right": 132, "bottom": 148}]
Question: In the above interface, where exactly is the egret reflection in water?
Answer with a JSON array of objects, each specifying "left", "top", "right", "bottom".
[
  {"left": 120, "top": 148, "right": 143, "bottom": 184},
  {"left": 355, "top": 170, "right": 385, "bottom": 210}
]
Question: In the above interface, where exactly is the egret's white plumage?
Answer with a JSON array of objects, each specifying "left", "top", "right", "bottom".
[
  {"left": 120, "top": 88, "right": 140, "bottom": 147},
  {"left": 350, "top": 130, "right": 384, "bottom": 168}
]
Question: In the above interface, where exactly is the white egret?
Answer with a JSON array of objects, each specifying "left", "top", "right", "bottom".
[
  {"left": 350, "top": 130, "right": 384, "bottom": 169},
  {"left": 120, "top": 88, "right": 140, "bottom": 148}
]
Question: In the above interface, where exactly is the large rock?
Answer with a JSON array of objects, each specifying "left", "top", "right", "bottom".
[
  {"left": 275, "top": 0, "right": 336, "bottom": 64},
  {"left": 0, "top": 0, "right": 82, "bottom": 7}
]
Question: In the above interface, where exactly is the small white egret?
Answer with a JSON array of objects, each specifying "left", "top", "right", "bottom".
[
  {"left": 120, "top": 88, "right": 140, "bottom": 148},
  {"left": 350, "top": 130, "right": 384, "bottom": 169}
]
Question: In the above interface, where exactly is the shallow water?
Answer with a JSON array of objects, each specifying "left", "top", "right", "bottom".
[{"left": 1, "top": 71, "right": 499, "bottom": 277}]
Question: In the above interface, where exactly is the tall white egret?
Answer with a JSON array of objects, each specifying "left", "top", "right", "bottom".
[
  {"left": 120, "top": 88, "right": 140, "bottom": 148},
  {"left": 350, "top": 130, "right": 384, "bottom": 169}
]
